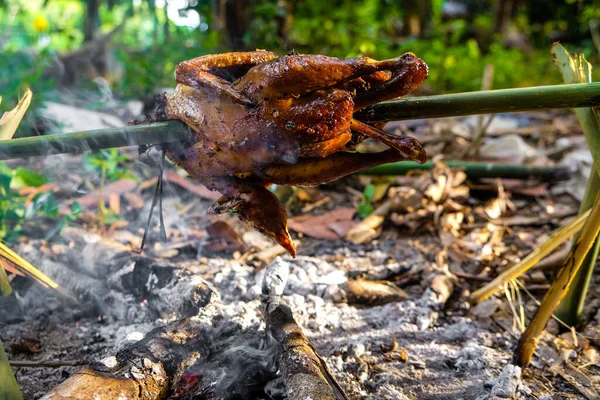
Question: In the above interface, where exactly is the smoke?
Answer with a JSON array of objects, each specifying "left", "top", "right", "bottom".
[{"left": 172, "top": 321, "right": 281, "bottom": 400}]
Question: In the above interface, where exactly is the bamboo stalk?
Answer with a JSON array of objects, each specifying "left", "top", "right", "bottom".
[
  {"left": 0, "top": 121, "right": 191, "bottom": 160},
  {"left": 514, "top": 190, "right": 600, "bottom": 367},
  {"left": 0, "top": 339, "right": 23, "bottom": 400},
  {"left": 0, "top": 84, "right": 598, "bottom": 161},
  {"left": 363, "top": 161, "right": 572, "bottom": 181},
  {"left": 355, "top": 82, "right": 600, "bottom": 122},
  {"left": 552, "top": 44, "right": 600, "bottom": 326}
]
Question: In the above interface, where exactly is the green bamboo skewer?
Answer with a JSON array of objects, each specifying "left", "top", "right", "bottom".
[
  {"left": 355, "top": 82, "right": 600, "bottom": 122},
  {"left": 0, "top": 83, "right": 599, "bottom": 160},
  {"left": 363, "top": 161, "right": 572, "bottom": 181},
  {"left": 0, "top": 121, "right": 191, "bottom": 160}
]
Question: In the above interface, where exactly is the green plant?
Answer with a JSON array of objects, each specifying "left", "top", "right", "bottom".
[
  {"left": 357, "top": 184, "right": 375, "bottom": 218},
  {"left": 83, "top": 148, "right": 135, "bottom": 182},
  {"left": 83, "top": 148, "right": 135, "bottom": 226},
  {"left": 0, "top": 162, "right": 80, "bottom": 242},
  {"left": 0, "top": 338, "right": 23, "bottom": 400}
]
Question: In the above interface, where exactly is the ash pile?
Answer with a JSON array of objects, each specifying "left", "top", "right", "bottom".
[{"left": 1, "top": 224, "right": 531, "bottom": 400}]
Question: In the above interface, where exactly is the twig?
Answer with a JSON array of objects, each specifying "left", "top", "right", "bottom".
[{"left": 10, "top": 360, "right": 87, "bottom": 368}]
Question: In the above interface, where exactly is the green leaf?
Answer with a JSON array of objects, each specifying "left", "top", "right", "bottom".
[
  {"left": 356, "top": 202, "right": 375, "bottom": 219},
  {"left": 0, "top": 265, "right": 12, "bottom": 296},
  {"left": 29, "top": 192, "right": 58, "bottom": 219},
  {"left": 70, "top": 201, "right": 83, "bottom": 217},
  {"left": 10, "top": 167, "right": 49, "bottom": 189},
  {"left": 363, "top": 184, "right": 375, "bottom": 202},
  {"left": 357, "top": 184, "right": 376, "bottom": 218},
  {"left": 0, "top": 339, "right": 23, "bottom": 400}
]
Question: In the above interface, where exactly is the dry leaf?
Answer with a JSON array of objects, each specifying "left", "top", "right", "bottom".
[
  {"left": 288, "top": 208, "right": 356, "bottom": 240},
  {"left": 74, "top": 179, "right": 138, "bottom": 209},
  {"left": 0, "top": 89, "right": 32, "bottom": 141},
  {"left": 163, "top": 171, "right": 222, "bottom": 201},
  {"left": 206, "top": 220, "right": 245, "bottom": 252}
]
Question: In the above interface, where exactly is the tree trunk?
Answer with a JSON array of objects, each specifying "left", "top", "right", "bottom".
[
  {"left": 211, "top": 0, "right": 253, "bottom": 50},
  {"left": 493, "top": 0, "right": 514, "bottom": 34},
  {"left": 401, "top": 0, "right": 420, "bottom": 37},
  {"left": 418, "top": 0, "right": 433, "bottom": 38},
  {"left": 83, "top": 0, "right": 100, "bottom": 42},
  {"left": 163, "top": 1, "right": 170, "bottom": 43}
]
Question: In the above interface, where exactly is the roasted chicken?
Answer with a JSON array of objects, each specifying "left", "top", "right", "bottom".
[{"left": 156, "top": 50, "right": 429, "bottom": 256}]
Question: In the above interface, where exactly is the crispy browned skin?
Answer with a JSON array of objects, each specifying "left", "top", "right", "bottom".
[{"left": 163, "top": 51, "right": 429, "bottom": 256}]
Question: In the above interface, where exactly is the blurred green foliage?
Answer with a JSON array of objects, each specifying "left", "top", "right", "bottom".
[
  {"left": 357, "top": 183, "right": 376, "bottom": 218},
  {"left": 0, "top": 162, "right": 80, "bottom": 242},
  {"left": 83, "top": 148, "right": 136, "bottom": 182},
  {"left": 0, "top": 0, "right": 598, "bottom": 123}
]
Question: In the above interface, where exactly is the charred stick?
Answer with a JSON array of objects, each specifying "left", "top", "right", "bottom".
[
  {"left": 10, "top": 360, "right": 87, "bottom": 368},
  {"left": 261, "top": 259, "right": 349, "bottom": 400},
  {"left": 43, "top": 319, "right": 194, "bottom": 399},
  {"left": 43, "top": 283, "right": 215, "bottom": 400}
]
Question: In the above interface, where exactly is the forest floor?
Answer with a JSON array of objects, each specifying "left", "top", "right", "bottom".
[{"left": 1, "top": 100, "right": 600, "bottom": 399}]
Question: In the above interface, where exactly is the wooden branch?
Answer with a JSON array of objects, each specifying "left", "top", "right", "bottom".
[
  {"left": 43, "top": 282, "right": 215, "bottom": 400},
  {"left": 261, "top": 258, "right": 349, "bottom": 400}
]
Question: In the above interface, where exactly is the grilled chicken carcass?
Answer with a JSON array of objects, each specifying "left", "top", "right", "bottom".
[{"left": 158, "top": 50, "right": 428, "bottom": 256}]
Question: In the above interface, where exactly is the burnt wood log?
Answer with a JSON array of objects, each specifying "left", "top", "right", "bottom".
[{"left": 261, "top": 259, "right": 349, "bottom": 400}]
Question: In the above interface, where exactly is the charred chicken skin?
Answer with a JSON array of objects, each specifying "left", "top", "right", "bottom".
[{"left": 160, "top": 50, "right": 428, "bottom": 256}]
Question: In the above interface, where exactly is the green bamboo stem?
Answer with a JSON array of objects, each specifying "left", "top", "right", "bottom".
[
  {"left": 362, "top": 160, "right": 572, "bottom": 181},
  {"left": 0, "top": 121, "right": 191, "bottom": 160},
  {"left": 0, "top": 339, "right": 23, "bottom": 400},
  {"left": 0, "top": 83, "right": 598, "bottom": 160},
  {"left": 355, "top": 82, "right": 600, "bottom": 122},
  {"left": 555, "top": 172, "right": 600, "bottom": 326},
  {"left": 553, "top": 44, "right": 600, "bottom": 326}
]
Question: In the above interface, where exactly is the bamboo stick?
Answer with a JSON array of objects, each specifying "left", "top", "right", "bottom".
[
  {"left": 469, "top": 209, "right": 591, "bottom": 303},
  {"left": 0, "top": 83, "right": 598, "bottom": 161},
  {"left": 363, "top": 161, "right": 572, "bottom": 181},
  {"left": 552, "top": 44, "right": 600, "bottom": 326},
  {"left": 514, "top": 191, "right": 600, "bottom": 367},
  {"left": 355, "top": 82, "right": 600, "bottom": 122},
  {"left": 0, "top": 121, "right": 191, "bottom": 160}
]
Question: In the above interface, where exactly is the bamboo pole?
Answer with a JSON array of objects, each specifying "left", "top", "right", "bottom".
[
  {"left": 514, "top": 190, "right": 600, "bottom": 367},
  {"left": 552, "top": 44, "right": 600, "bottom": 326},
  {"left": 0, "top": 121, "right": 191, "bottom": 160},
  {"left": 355, "top": 82, "right": 600, "bottom": 122},
  {"left": 363, "top": 161, "right": 572, "bottom": 181},
  {"left": 469, "top": 209, "right": 591, "bottom": 303},
  {"left": 0, "top": 83, "right": 598, "bottom": 161}
]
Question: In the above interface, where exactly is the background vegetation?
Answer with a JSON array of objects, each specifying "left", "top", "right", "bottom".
[{"left": 1, "top": 0, "right": 599, "bottom": 114}]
